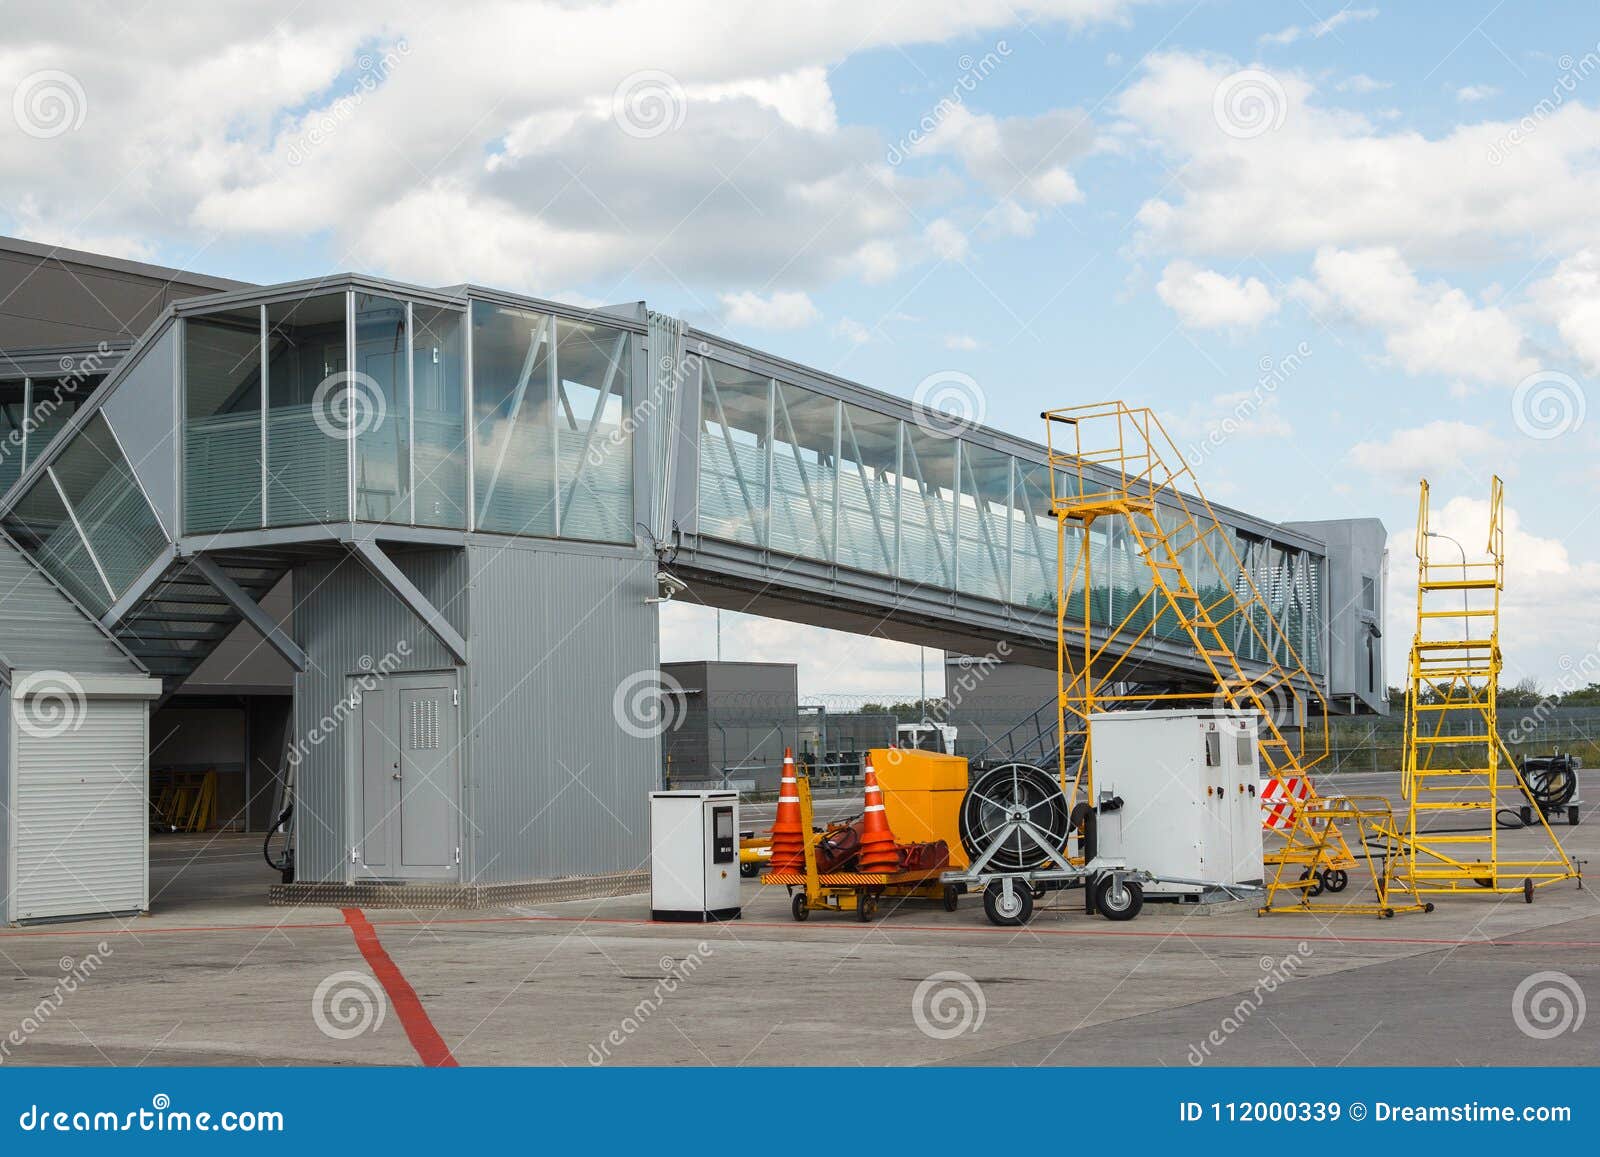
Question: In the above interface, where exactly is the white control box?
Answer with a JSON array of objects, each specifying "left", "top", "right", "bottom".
[
  {"left": 650, "top": 791, "right": 742, "bottom": 922},
  {"left": 1089, "top": 710, "right": 1266, "bottom": 895}
]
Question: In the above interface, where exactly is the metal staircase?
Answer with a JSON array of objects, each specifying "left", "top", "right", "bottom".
[
  {"left": 112, "top": 554, "right": 293, "bottom": 700},
  {"left": 1041, "top": 402, "right": 1350, "bottom": 878},
  {"left": 1400, "top": 477, "right": 1577, "bottom": 895}
]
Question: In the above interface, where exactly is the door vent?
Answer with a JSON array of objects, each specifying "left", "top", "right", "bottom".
[{"left": 409, "top": 697, "right": 441, "bottom": 749}]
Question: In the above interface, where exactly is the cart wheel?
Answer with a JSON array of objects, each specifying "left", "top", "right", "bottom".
[
  {"left": 1569, "top": 806, "right": 1580, "bottom": 826},
  {"left": 1383, "top": 908, "right": 1395, "bottom": 919},
  {"left": 1094, "top": 876, "right": 1144, "bottom": 922},
  {"left": 1474, "top": 877, "right": 1494, "bottom": 888},
  {"left": 983, "top": 881, "right": 1033, "bottom": 927},
  {"left": 1322, "top": 869, "right": 1349, "bottom": 894},
  {"left": 791, "top": 893, "right": 809, "bottom": 922},
  {"left": 943, "top": 885, "right": 961, "bottom": 912},
  {"left": 1300, "top": 870, "right": 1325, "bottom": 898},
  {"left": 858, "top": 894, "right": 877, "bottom": 922},
  {"left": 1423, "top": 903, "right": 1435, "bottom": 913},
  {"left": 1524, "top": 877, "right": 1535, "bottom": 905},
  {"left": 740, "top": 862, "right": 759, "bottom": 878}
]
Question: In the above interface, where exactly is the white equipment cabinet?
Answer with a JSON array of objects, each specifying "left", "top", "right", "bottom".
[
  {"left": 649, "top": 790, "right": 742, "bottom": 922},
  {"left": 1089, "top": 709, "right": 1265, "bottom": 897}
]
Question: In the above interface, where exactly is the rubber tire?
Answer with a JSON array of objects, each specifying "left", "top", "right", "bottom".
[
  {"left": 1322, "top": 869, "right": 1349, "bottom": 894},
  {"left": 1094, "top": 876, "right": 1144, "bottom": 922},
  {"left": 1423, "top": 903, "right": 1435, "bottom": 913},
  {"left": 1300, "top": 869, "right": 1325, "bottom": 898},
  {"left": 858, "top": 894, "right": 877, "bottom": 922},
  {"left": 982, "top": 881, "right": 1034, "bottom": 927},
  {"left": 959, "top": 763, "right": 1072, "bottom": 873},
  {"left": 943, "top": 885, "right": 961, "bottom": 912},
  {"left": 740, "top": 862, "right": 759, "bottom": 879},
  {"left": 1524, "top": 877, "right": 1535, "bottom": 904},
  {"left": 791, "top": 893, "right": 809, "bottom": 922},
  {"left": 1383, "top": 908, "right": 1395, "bottom": 919}
]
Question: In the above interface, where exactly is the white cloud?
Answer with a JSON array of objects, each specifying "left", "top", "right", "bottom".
[
  {"left": 1336, "top": 73, "right": 1391, "bottom": 94},
  {"left": 1455, "top": 84, "right": 1500, "bottom": 103},
  {"left": 833, "top": 317, "right": 872, "bottom": 344},
  {"left": 1116, "top": 51, "right": 1600, "bottom": 262},
  {"left": 1260, "top": 7, "right": 1378, "bottom": 46},
  {"left": 924, "top": 217, "right": 970, "bottom": 261},
  {"left": 913, "top": 104, "right": 1091, "bottom": 207},
  {"left": 1294, "top": 247, "right": 1535, "bottom": 386},
  {"left": 1155, "top": 260, "right": 1279, "bottom": 329},
  {"left": 1348, "top": 420, "right": 1506, "bottom": 481},
  {"left": 1165, "top": 390, "right": 1292, "bottom": 446},
  {"left": 1385, "top": 495, "right": 1600, "bottom": 684},
  {"left": 719, "top": 289, "right": 820, "bottom": 329},
  {"left": 944, "top": 333, "right": 980, "bottom": 350},
  {"left": 1531, "top": 248, "right": 1600, "bottom": 375},
  {"left": 0, "top": 1, "right": 1145, "bottom": 297}
]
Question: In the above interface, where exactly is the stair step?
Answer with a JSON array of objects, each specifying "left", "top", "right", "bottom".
[
  {"left": 1411, "top": 734, "right": 1492, "bottom": 744},
  {"left": 1413, "top": 802, "right": 1496, "bottom": 811},
  {"left": 1419, "top": 609, "right": 1498, "bottom": 618},
  {"left": 1421, "top": 579, "right": 1499, "bottom": 591}
]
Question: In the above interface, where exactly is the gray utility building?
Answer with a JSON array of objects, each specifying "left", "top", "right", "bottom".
[
  {"left": 660, "top": 661, "right": 798, "bottom": 791},
  {"left": 0, "top": 235, "right": 1387, "bottom": 920}
]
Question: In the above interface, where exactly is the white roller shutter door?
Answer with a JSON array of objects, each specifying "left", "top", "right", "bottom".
[{"left": 10, "top": 697, "right": 148, "bottom": 922}]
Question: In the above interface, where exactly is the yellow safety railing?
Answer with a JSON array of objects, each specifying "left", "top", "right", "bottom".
[
  {"left": 1401, "top": 476, "right": 1577, "bottom": 894},
  {"left": 1041, "top": 402, "right": 1349, "bottom": 876}
]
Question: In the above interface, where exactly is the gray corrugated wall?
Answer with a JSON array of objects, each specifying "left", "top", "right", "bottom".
[
  {"left": 466, "top": 534, "right": 657, "bottom": 881},
  {"left": 0, "top": 689, "right": 11, "bottom": 923},
  {"left": 291, "top": 547, "right": 468, "bottom": 882}
]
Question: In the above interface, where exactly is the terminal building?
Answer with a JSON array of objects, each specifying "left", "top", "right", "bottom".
[{"left": 0, "top": 236, "right": 1387, "bottom": 922}]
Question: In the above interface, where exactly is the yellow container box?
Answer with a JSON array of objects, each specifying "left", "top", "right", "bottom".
[{"left": 869, "top": 748, "right": 971, "bottom": 869}]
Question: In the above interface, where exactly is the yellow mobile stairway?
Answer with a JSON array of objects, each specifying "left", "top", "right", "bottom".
[
  {"left": 1042, "top": 402, "right": 1353, "bottom": 892},
  {"left": 1400, "top": 477, "right": 1579, "bottom": 898}
]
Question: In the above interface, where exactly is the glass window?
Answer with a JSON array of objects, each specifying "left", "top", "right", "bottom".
[
  {"left": 266, "top": 294, "right": 348, "bottom": 526},
  {"left": 47, "top": 413, "right": 167, "bottom": 594},
  {"left": 768, "top": 383, "right": 836, "bottom": 561},
  {"left": 184, "top": 309, "right": 263, "bottom": 533},
  {"left": 1009, "top": 461, "right": 1058, "bottom": 614},
  {"left": 957, "top": 443, "right": 1010, "bottom": 601},
  {"left": 352, "top": 294, "right": 409, "bottom": 523},
  {"left": 554, "top": 318, "right": 633, "bottom": 543},
  {"left": 2, "top": 471, "right": 109, "bottom": 614},
  {"left": 411, "top": 305, "right": 467, "bottom": 528},
  {"left": 899, "top": 424, "right": 956, "bottom": 589},
  {"left": 473, "top": 300, "right": 557, "bottom": 536},
  {"left": 0, "top": 380, "right": 26, "bottom": 495},
  {"left": 697, "top": 361, "right": 770, "bottom": 547},
  {"left": 836, "top": 403, "right": 898, "bottom": 576}
]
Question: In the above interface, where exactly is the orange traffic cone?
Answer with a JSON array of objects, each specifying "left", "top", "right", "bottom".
[
  {"left": 856, "top": 754, "right": 901, "bottom": 874},
  {"left": 768, "top": 748, "right": 806, "bottom": 872}
]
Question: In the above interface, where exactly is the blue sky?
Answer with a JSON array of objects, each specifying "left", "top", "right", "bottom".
[{"left": 4, "top": 1, "right": 1597, "bottom": 698}]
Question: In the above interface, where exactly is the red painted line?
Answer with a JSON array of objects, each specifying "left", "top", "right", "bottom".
[{"left": 340, "top": 908, "right": 458, "bottom": 1068}]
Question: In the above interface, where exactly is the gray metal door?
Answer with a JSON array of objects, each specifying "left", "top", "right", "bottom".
[{"left": 355, "top": 671, "right": 460, "bottom": 881}]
